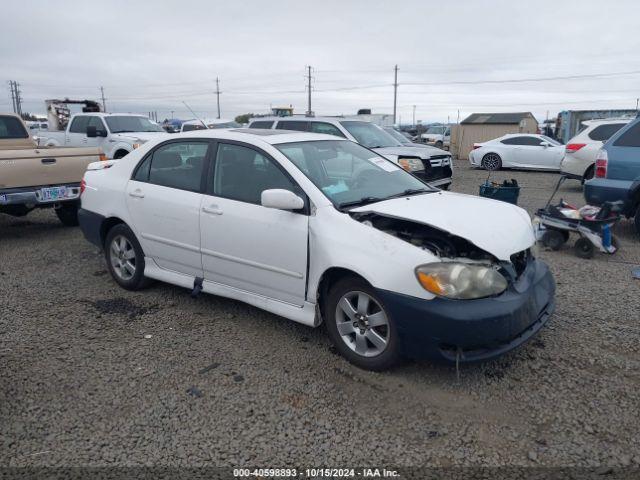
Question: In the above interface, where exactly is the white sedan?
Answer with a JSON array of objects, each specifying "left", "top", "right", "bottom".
[
  {"left": 78, "top": 129, "right": 554, "bottom": 370},
  {"left": 469, "top": 134, "right": 564, "bottom": 171}
]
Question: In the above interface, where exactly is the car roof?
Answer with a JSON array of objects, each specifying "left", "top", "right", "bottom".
[
  {"left": 250, "top": 116, "right": 373, "bottom": 125},
  {"left": 175, "top": 128, "right": 344, "bottom": 145},
  {"left": 582, "top": 118, "right": 632, "bottom": 126},
  {"left": 502, "top": 133, "right": 541, "bottom": 138}
]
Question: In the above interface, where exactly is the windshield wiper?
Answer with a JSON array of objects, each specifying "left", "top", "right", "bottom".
[
  {"left": 338, "top": 196, "right": 384, "bottom": 210},
  {"left": 383, "top": 188, "right": 433, "bottom": 200}
]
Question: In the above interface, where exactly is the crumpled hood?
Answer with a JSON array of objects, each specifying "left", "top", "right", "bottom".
[
  {"left": 112, "top": 132, "right": 168, "bottom": 142},
  {"left": 373, "top": 145, "right": 448, "bottom": 160},
  {"left": 351, "top": 191, "right": 535, "bottom": 261}
]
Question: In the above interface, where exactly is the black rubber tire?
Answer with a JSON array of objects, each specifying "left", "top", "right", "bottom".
[
  {"left": 635, "top": 206, "right": 640, "bottom": 237},
  {"left": 435, "top": 141, "right": 444, "bottom": 149},
  {"left": 55, "top": 202, "right": 79, "bottom": 226},
  {"left": 104, "top": 224, "right": 150, "bottom": 290},
  {"left": 582, "top": 165, "right": 595, "bottom": 184},
  {"left": 113, "top": 150, "right": 129, "bottom": 159},
  {"left": 541, "top": 229, "right": 565, "bottom": 251},
  {"left": 574, "top": 237, "right": 595, "bottom": 259},
  {"left": 324, "top": 276, "right": 400, "bottom": 371},
  {"left": 481, "top": 153, "right": 502, "bottom": 171}
]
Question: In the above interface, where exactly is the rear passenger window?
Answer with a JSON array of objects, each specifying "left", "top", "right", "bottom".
[
  {"left": 310, "top": 122, "right": 346, "bottom": 138},
  {"left": 588, "top": 124, "right": 625, "bottom": 141},
  {"left": 135, "top": 141, "right": 209, "bottom": 192},
  {"left": 276, "top": 121, "right": 309, "bottom": 132},
  {"left": 250, "top": 121, "right": 274, "bottom": 129},
  {"left": 613, "top": 122, "right": 640, "bottom": 147}
]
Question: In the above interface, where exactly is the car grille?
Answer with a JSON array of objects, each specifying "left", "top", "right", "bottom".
[
  {"left": 417, "top": 165, "right": 453, "bottom": 182},
  {"left": 428, "top": 154, "right": 450, "bottom": 167}
]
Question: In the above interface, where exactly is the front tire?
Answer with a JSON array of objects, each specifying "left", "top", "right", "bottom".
[
  {"left": 481, "top": 153, "right": 502, "bottom": 171},
  {"left": 104, "top": 224, "right": 149, "bottom": 290},
  {"left": 435, "top": 140, "right": 443, "bottom": 149},
  {"left": 55, "top": 202, "right": 79, "bottom": 226},
  {"left": 574, "top": 237, "right": 595, "bottom": 259},
  {"left": 324, "top": 277, "right": 400, "bottom": 371}
]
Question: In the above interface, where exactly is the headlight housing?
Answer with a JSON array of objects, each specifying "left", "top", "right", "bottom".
[
  {"left": 415, "top": 262, "right": 508, "bottom": 300},
  {"left": 398, "top": 157, "right": 425, "bottom": 172}
]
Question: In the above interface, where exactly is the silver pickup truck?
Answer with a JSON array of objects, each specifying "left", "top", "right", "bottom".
[{"left": 0, "top": 113, "right": 104, "bottom": 226}]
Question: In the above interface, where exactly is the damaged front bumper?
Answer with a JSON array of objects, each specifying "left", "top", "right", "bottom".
[{"left": 376, "top": 258, "right": 555, "bottom": 363}]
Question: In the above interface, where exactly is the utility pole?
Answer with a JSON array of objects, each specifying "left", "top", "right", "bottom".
[
  {"left": 392, "top": 64, "right": 399, "bottom": 124},
  {"left": 100, "top": 86, "right": 107, "bottom": 112},
  {"left": 215, "top": 77, "right": 221, "bottom": 119},
  {"left": 305, "top": 66, "right": 313, "bottom": 116},
  {"left": 14, "top": 81, "right": 23, "bottom": 116},
  {"left": 412, "top": 105, "right": 416, "bottom": 127},
  {"left": 9, "top": 81, "right": 16, "bottom": 113}
]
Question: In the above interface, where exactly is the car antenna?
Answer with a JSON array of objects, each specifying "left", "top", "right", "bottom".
[{"left": 182, "top": 101, "right": 208, "bottom": 129}]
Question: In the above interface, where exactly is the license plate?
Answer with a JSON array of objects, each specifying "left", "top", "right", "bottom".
[{"left": 40, "top": 186, "right": 68, "bottom": 202}]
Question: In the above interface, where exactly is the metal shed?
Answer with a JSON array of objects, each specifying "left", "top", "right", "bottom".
[{"left": 451, "top": 112, "right": 538, "bottom": 159}]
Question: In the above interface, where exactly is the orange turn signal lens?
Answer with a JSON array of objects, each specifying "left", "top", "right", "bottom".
[
  {"left": 398, "top": 158, "right": 411, "bottom": 171},
  {"left": 99, "top": 153, "right": 107, "bottom": 161},
  {"left": 416, "top": 271, "right": 445, "bottom": 295}
]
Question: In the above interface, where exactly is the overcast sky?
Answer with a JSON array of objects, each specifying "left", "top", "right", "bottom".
[{"left": 2, "top": 0, "right": 639, "bottom": 124}]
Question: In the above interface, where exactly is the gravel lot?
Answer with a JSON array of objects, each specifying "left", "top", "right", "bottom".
[{"left": 1, "top": 161, "right": 639, "bottom": 469}]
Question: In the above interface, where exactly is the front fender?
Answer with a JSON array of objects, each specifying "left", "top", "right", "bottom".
[{"left": 107, "top": 141, "right": 133, "bottom": 159}]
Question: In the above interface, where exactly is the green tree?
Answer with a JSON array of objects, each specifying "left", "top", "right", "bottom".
[{"left": 235, "top": 113, "right": 255, "bottom": 125}]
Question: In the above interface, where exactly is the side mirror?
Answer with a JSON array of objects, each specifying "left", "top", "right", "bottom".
[
  {"left": 540, "top": 141, "right": 550, "bottom": 148},
  {"left": 86, "top": 126, "right": 97, "bottom": 138},
  {"left": 261, "top": 189, "right": 304, "bottom": 211}
]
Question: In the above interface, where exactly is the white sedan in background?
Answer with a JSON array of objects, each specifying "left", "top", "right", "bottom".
[{"left": 469, "top": 134, "right": 564, "bottom": 171}]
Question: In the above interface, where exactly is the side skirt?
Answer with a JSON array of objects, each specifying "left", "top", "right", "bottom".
[{"left": 143, "top": 258, "right": 318, "bottom": 327}]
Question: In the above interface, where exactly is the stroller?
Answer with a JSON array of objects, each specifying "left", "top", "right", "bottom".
[{"left": 534, "top": 176, "right": 623, "bottom": 259}]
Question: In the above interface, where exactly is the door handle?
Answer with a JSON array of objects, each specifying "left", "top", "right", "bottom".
[
  {"left": 202, "top": 205, "right": 223, "bottom": 215},
  {"left": 41, "top": 158, "right": 56, "bottom": 165},
  {"left": 129, "top": 189, "right": 145, "bottom": 198}
]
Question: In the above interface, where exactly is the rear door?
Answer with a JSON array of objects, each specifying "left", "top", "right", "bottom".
[
  {"left": 199, "top": 141, "right": 309, "bottom": 306},
  {"left": 125, "top": 140, "right": 211, "bottom": 277},
  {"left": 606, "top": 119, "right": 640, "bottom": 180}
]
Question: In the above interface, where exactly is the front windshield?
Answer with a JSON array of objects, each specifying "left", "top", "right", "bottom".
[
  {"left": 384, "top": 127, "right": 412, "bottom": 144},
  {"left": 276, "top": 140, "right": 434, "bottom": 209},
  {"left": 105, "top": 116, "right": 164, "bottom": 133},
  {"left": 426, "top": 126, "right": 445, "bottom": 134},
  {"left": 339, "top": 121, "right": 401, "bottom": 148}
]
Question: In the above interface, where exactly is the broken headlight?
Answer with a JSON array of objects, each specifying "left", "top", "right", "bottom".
[
  {"left": 415, "top": 263, "right": 508, "bottom": 299},
  {"left": 398, "top": 157, "right": 425, "bottom": 172}
]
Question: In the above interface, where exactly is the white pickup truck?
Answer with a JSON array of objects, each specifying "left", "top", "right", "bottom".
[{"left": 37, "top": 113, "right": 167, "bottom": 159}]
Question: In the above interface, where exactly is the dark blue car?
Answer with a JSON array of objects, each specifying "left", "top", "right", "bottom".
[{"left": 584, "top": 114, "right": 640, "bottom": 234}]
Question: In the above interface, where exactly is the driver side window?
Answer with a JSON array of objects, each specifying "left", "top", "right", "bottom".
[{"left": 212, "top": 143, "right": 296, "bottom": 205}]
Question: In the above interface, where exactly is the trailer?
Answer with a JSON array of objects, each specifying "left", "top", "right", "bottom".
[{"left": 555, "top": 109, "right": 637, "bottom": 144}]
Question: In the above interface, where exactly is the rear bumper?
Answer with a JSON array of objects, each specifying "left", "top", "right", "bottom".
[
  {"left": 78, "top": 208, "right": 105, "bottom": 248},
  {"left": 584, "top": 178, "right": 633, "bottom": 214},
  {"left": 376, "top": 259, "right": 555, "bottom": 363},
  {"left": 560, "top": 155, "right": 590, "bottom": 179},
  {"left": 0, "top": 183, "right": 81, "bottom": 206}
]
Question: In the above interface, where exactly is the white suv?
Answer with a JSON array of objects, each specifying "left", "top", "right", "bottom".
[
  {"left": 560, "top": 118, "right": 631, "bottom": 183},
  {"left": 249, "top": 117, "right": 453, "bottom": 189}
]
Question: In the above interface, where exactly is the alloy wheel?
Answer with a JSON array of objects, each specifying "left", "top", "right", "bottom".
[
  {"left": 109, "top": 235, "right": 137, "bottom": 281},
  {"left": 334, "top": 291, "right": 389, "bottom": 357},
  {"left": 483, "top": 153, "right": 501, "bottom": 170}
]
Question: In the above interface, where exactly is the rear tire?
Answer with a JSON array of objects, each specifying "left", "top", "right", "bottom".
[
  {"left": 582, "top": 165, "right": 595, "bottom": 184},
  {"left": 55, "top": 202, "right": 79, "bottom": 226},
  {"left": 481, "top": 153, "right": 502, "bottom": 171},
  {"left": 541, "top": 229, "right": 565, "bottom": 251},
  {"left": 574, "top": 237, "right": 595, "bottom": 259},
  {"left": 324, "top": 277, "right": 400, "bottom": 371},
  {"left": 104, "top": 224, "right": 150, "bottom": 290}
]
